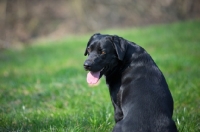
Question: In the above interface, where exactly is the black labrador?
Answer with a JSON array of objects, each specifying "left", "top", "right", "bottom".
[{"left": 83, "top": 33, "right": 178, "bottom": 132}]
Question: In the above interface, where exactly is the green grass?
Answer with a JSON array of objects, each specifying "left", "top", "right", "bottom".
[{"left": 0, "top": 19, "right": 200, "bottom": 132}]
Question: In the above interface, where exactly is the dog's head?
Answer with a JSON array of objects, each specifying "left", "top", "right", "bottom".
[{"left": 83, "top": 33, "right": 127, "bottom": 85}]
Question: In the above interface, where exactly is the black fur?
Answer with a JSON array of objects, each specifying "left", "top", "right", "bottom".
[{"left": 83, "top": 33, "right": 178, "bottom": 132}]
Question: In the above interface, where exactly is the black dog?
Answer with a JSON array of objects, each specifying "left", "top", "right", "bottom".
[{"left": 83, "top": 33, "right": 178, "bottom": 132}]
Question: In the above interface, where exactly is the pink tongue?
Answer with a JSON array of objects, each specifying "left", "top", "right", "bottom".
[{"left": 87, "top": 71, "right": 100, "bottom": 84}]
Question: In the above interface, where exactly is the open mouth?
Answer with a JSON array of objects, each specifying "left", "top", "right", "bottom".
[{"left": 86, "top": 68, "right": 104, "bottom": 85}]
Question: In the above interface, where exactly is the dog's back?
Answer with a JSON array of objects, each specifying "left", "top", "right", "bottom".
[{"left": 110, "top": 39, "right": 177, "bottom": 132}]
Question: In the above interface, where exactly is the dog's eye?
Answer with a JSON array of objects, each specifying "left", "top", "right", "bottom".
[
  {"left": 87, "top": 48, "right": 91, "bottom": 53},
  {"left": 102, "top": 51, "right": 106, "bottom": 54},
  {"left": 98, "top": 48, "right": 106, "bottom": 55}
]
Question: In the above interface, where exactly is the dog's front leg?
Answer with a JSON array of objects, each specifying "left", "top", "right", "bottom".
[
  {"left": 111, "top": 97, "right": 123, "bottom": 122},
  {"left": 110, "top": 87, "right": 124, "bottom": 123}
]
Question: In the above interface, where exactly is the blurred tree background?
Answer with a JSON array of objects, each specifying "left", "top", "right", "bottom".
[{"left": 0, "top": 0, "right": 199, "bottom": 48}]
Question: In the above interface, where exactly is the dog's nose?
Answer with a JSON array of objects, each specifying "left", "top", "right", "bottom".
[{"left": 84, "top": 62, "right": 91, "bottom": 70}]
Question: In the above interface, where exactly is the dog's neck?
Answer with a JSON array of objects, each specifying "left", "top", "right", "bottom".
[
  {"left": 104, "top": 62, "right": 122, "bottom": 79},
  {"left": 105, "top": 43, "right": 154, "bottom": 81}
]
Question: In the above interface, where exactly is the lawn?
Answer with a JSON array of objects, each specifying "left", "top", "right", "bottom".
[{"left": 0, "top": 20, "right": 200, "bottom": 132}]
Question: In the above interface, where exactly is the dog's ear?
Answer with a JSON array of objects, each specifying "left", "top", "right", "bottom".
[
  {"left": 84, "top": 38, "right": 92, "bottom": 56},
  {"left": 111, "top": 36, "right": 127, "bottom": 61},
  {"left": 84, "top": 33, "right": 100, "bottom": 56}
]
